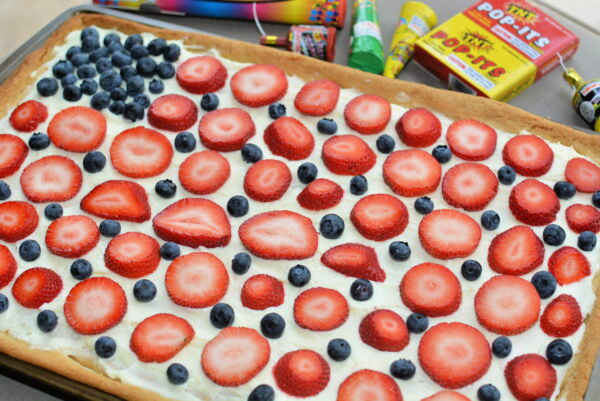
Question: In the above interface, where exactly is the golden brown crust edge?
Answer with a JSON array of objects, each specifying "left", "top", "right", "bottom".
[{"left": 0, "top": 12, "right": 599, "bottom": 401}]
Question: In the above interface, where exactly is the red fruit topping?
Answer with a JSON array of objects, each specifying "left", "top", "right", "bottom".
[
  {"left": 350, "top": 194, "right": 408, "bottom": 241},
  {"left": 566, "top": 204, "right": 600, "bottom": 233},
  {"left": 20, "top": 155, "right": 82, "bottom": 203},
  {"left": 0, "top": 201, "right": 38, "bottom": 242},
  {"left": 548, "top": 246, "right": 591, "bottom": 285},
  {"left": 383, "top": 149, "right": 441, "bottom": 197},
  {"left": 321, "top": 243, "right": 385, "bottom": 282},
  {"left": 359, "top": 309, "right": 409, "bottom": 352},
  {"left": 80, "top": 180, "right": 151, "bottom": 222},
  {"left": 0, "top": 245, "right": 16, "bottom": 289},
  {"left": 104, "top": 232, "right": 160, "bottom": 279},
  {"left": 179, "top": 150, "right": 230, "bottom": 195},
  {"left": 337, "top": 369, "right": 403, "bottom": 401},
  {"left": 0, "top": 134, "right": 28, "bottom": 178},
  {"left": 344, "top": 94, "right": 391, "bottom": 135},
  {"left": 45, "top": 215, "right": 99, "bottom": 258},
  {"left": 148, "top": 94, "right": 198, "bottom": 131},
  {"left": 264, "top": 116, "right": 315, "bottom": 160},
  {"left": 400, "top": 263, "right": 461, "bottom": 317},
  {"left": 9, "top": 100, "right": 48, "bottom": 132},
  {"left": 294, "top": 79, "right": 340, "bottom": 116},
  {"left": 442, "top": 162, "right": 498, "bottom": 211},
  {"left": 241, "top": 274, "right": 284, "bottom": 310},
  {"left": 487, "top": 225, "right": 544, "bottom": 275},
  {"left": 110, "top": 127, "right": 173, "bottom": 178},
  {"left": 540, "top": 294, "right": 583, "bottom": 337},
  {"left": 502, "top": 135, "right": 554, "bottom": 177},
  {"left": 176, "top": 55, "right": 227, "bottom": 94},
  {"left": 130, "top": 313, "right": 194, "bottom": 363},
  {"left": 505, "top": 354, "right": 557, "bottom": 401},
  {"left": 297, "top": 178, "right": 343, "bottom": 211},
  {"left": 418, "top": 209, "right": 481, "bottom": 259},
  {"left": 230, "top": 64, "right": 288, "bottom": 107},
  {"left": 294, "top": 287, "right": 348, "bottom": 331},
  {"left": 395, "top": 108, "right": 441, "bottom": 147},
  {"left": 244, "top": 159, "right": 292, "bottom": 202},
  {"left": 12, "top": 268, "right": 62, "bottom": 309},
  {"left": 198, "top": 108, "right": 255, "bottom": 152},
  {"left": 565, "top": 157, "right": 600, "bottom": 193},
  {"left": 47, "top": 106, "right": 106, "bottom": 152},
  {"left": 509, "top": 178, "right": 560, "bottom": 225},
  {"left": 273, "top": 349, "right": 330, "bottom": 397},
  {"left": 322, "top": 135, "right": 376, "bottom": 175},
  {"left": 421, "top": 390, "right": 470, "bottom": 401},
  {"left": 446, "top": 119, "right": 497, "bottom": 161}
]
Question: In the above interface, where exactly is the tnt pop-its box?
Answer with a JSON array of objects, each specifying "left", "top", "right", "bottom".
[{"left": 413, "top": 0, "right": 579, "bottom": 101}]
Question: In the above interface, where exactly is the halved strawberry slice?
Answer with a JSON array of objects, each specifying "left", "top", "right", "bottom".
[
  {"left": 294, "top": 287, "right": 348, "bottom": 331},
  {"left": 337, "top": 369, "right": 402, "bottom": 401},
  {"left": 176, "top": 55, "right": 227, "bottom": 94},
  {"left": 565, "top": 157, "right": 600, "bottom": 193},
  {"left": 395, "top": 107, "right": 441, "bottom": 147},
  {"left": 264, "top": 117, "right": 315, "bottom": 160},
  {"left": 383, "top": 149, "right": 441, "bottom": 197},
  {"left": 238, "top": 210, "right": 317, "bottom": 260},
  {"left": 230, "top": 64, "right": 288, "bottom": 107},
  {"left": 359, "top": 309, "right": 409, "bottom": 352},
  {"left": 297, "top": 178, "right": 343, "bottom": 211},
  {"left": 273, "top": 350, "right": 330, "bottom": 397},
  {"left": 0, "top": 134, "right": 28, "bottom": 178},
  {"left": 344, "top": 94, "right": 391, "bottom": 135},
  {"left": 47, "top": 106, "right": 106, "bottom": 152},
  {"left": 418, "top": 209, "right": 481, "bottom": 259},
  {"left": 294, "top": 79, "right": 340, "bottom": 116},
  {"left": 130, "top": 313, "right": 194, "bottom": 363},
  {"left": 540, "top": 294, "right": 582, "bottom": 337},
  {"left": 321, "top": 243, "right": 385, "bottom": 282},
  {"left": 9, "top": 100, "right": 48, "bottom": 132},
  {"left": 0, "top": 245, "right": 16, "bottom": 289},
  {"left": 422, "top": 391, "right": 470, "bottom": 401},
  {"left": 105, "top": 232, "right": 160, "bottom": 278},
  {"left": 0, "top": 201, "right": 38, "bottom": 242},
  {"left": 153, "top": 198, "right": 231, "bottom": 248},
  {"left": 566, "top": 203, "right": 600, "bottom": 233},
  {"left": 446, "top": 119, "right": 497, "bottom": 161},
  {"left": 201, "top": 326, "right": 270, "bottom": 386},
  {"left": 475, "top": 275, "right": 540, "bottom": 335},
  {"left": 179, "top": 150, "right": 230, "bottom": 195},
  {"left": 148, "top": 94, "right": 198, "bottom": 131},
  {"left": 110, "top": 127, "right": 173, "bottom": 178},
  {"left": 198, "top": 108, "right": 255, "bottom": 152},
  {"left": 509, "top": 178, "right": 560, "bottom": 225},
  {"left": 503, "top": 134, "right": 554, "bottom": 177},
  {"left": 241, "top": 274, "right": 284, "bottom": 310},
  {"left": 80, "top": 180, "right": 151, "bottom": 222},
  {"left": 243, "top": 159, "right": 292, "bottom": 202},
  {"left": 20, "top": 155, "right": 82, "bottom": 203},
  {"left": 45, "top": 215, "right": 99, "bottom": 258},
  {"left": 64, "top": 277, "right": 126, "bottom": 335},
  {"left": 505, "top": 354, "right": 556, "bottom": 401},
  {"left": 12, "top": 268, "right": 62, "bottom": 309},
  {"left": 441, "top": 163, "right": 498, "bottom": 211},
  {"left": 350, "top": 194, "right": 408, "bottom": 241},
  {"left": 487, "top": 225, "right": 544, "bottom": 275},
  {"left": 400, "top": 263, "right": 461, "bottom": 317},
  {"left": 321, "top": 135, "right": 376, "bottom": 175},
  {"left": 548, "top": 246, "right": 591, "bottom": 285}
]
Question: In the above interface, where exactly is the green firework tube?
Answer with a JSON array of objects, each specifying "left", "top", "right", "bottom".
[{"left": 348, "top": 0, "right": 385, "bottom": 74}]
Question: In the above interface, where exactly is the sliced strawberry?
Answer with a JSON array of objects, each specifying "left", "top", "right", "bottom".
[
  {"left": 383, "top": 150, "right": 441, "bottom": 197},
  {"left": 548, "top": 246, "right": 591, "bottom": 285},
  {"left": 176, "top": 55, "right": 227, "bottom": 94},
  {"left": 418, "top": 209, "right": 481, "bottom": 259},
  {"left": 475, "top": 275, "right": 540, "bottom": 335},
  {"left": 153, "top": 198, "right": 231, "bottom": 248},
  {"left": 9, "top": 100, "right": 48, "bottom": 132},
  {"left": 297, "top": 179, "right": 343, "bottom": 211},
  {"left": 400, "top": 263, "right": 461, "bottom": 317},
  {"left": 350, "top": 194, "right": 408, "bottom": 241},
  {"left": 540, "top": 294, "right": 583, "bottom": 337},
  {"left": 148, "top": 94, "right": 198, "bottom": 131},
  {"left": 0, "top": 245, "right": 16, "bottom": 289},
  {"left": 294, "top": 79, "right": 340, "bottom": 116},
  {"left": 273, "top": 349, "right": 330, "bottom": 397},
  {"left": 441, "top": 162, "right": 498, "bottom": 211},
  {"left": 487, "top": 225, "right": 544, "bottom": 275},
  {"left": 110, "top": 127, "right": 173, "bottom": 178},
  {"left": 565, "top": 157, "right": 600, "bottom": 193},
  {"left": 419, "top": 322, "right": 491, "bottom": 389},
  {"left": 337, "top": 369, "right": 403, "bottom": 401},
  {"left": 395, "top": 107, "right": 441, "bottom": 147},
  {"left": 505, "top": 354, "right": 557, "bottom": 401},
  {"left": 0, "top": 201, "right": 38, "bottom": 242},
  {"left": 45, "top": 215, "right": 99, "bottom": 258},
  {"left": 239, "top": 210, "right": 317, "bottom": 260},
  {"left": 321, "top": 135, "right": 376, "bottom": 175},
  {"left": 0, "top": 134, "right": 28, "bottom": 178},
  {"left": 294, "top": 287, "right": 348, "bottom": 331},
  {"left": 47, "top": 106, "right": 106, "bottom": 152},
  {"left": 12, "top": 268, "right": 62, "bottom": 309},
  {"left": 80, "top": 180, "right": 151, "bottom": 222},
  {"left": 20, "top": 155, "right": 82, "bottom": 203},
  {"left": 198, "top": 108, "right": 255, "bottom": 152},
  {"left": 104, "top": 232, "right": 160, "bottom": 278},
  {"left": 321, "top": 243, "right": 385, "bottom": 282},
  {"left": 344, "top": 94, "right": 391, "bottom": 135},
  {"left": 359, "top": 309, "right": 409, "bottom": 352},
  {"left": 446, "top": 119, "right": 497, "bottom": 161},
  {"left": 179, "top": 150, "right": 230, "bottom": 195},
  {"left": 503, "top": 135, "right": 554, "bottom": 177},
  {"left": 130, "top": 313, "right": 194, "bottom": 363},
  {"left": 421, "top": 390, "right": 470, "bottom": 401},
  {"left": 241, "top": 274, "right": 284, "bottom": 310},
  {"left": 566, "top": 203, "right": 600, "bottom": 233},
  {"left": 201, "top": 326, "right": 270, "bottom": 386},
  {"left": 243, "top": 159, "right": 292, "bottom": 202},
  {"left": 264, "top": 117, "right": 314, "bottom": 160},
  {"left": 509, "top": 178, "right": 560, "bottom": 225},
  {"left": 230, "top": 64, "right": 288, "bottom": 107}
]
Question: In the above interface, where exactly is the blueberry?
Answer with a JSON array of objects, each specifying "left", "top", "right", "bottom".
[
  {"left": 81, "top": 27, "right": 100, "bottom": 41},
  {"left": 553, "top": 181, "right": 576, "bottom": 200},
  {"left": 317, "top": 118, "right": 337, "bottom": 135},
  {"left": 589, "top": 190, "right": 600, "bottom": 208},
  {"left": 110, "top": 87, "right": 127, "bottom": 101},
  {"left": 103, "top": 33, "right": 121, "bottom": 47},
  {"left": 319, "top": 214, "right": 345, "bottom": 239},
  {"left": 350, "top": 175, "right": 368, "bottom": 195},
  {"left": 0, "top": 294, "right": 8, "bottom": 313},
  {"left": 82, "top": 36, "right": 100, "bottom": 53},
  {"left": 390, "top": 359, "right": 415, "bottom": 380},
  {"left": 61, "top": 73, "right": 77, "bottom": 87},
  {"left": 134, "top": 93, "right": 151, "bottom": 109},
  {"left": 174, "top": 131, "right": 196, "bottom": 153},
  {"left": 160, "top": 242, "right": 181, "bottom": 260},
  {"left": 166, "top": 363, "right": 189, "bottom": 385},
  {"left": 95, "top": 57, "right": 112, "bottom": 74},
  {"left": 37, "top": 310, "right": 58, "bottom": 333},
  {"left": 210, "top": 303, "right": 235, "bottom": 329},
  {"left": 44, "top": 203, "right": 63, "bottom": 220},
  {"left": 107, "top": 41, "right": 124, "bottom": 53},
  {"left": 147, "top": 38, "right": 167, "bottom": 55},
  {"left": 0, "top": 181, "right": 10, "bottom": 201},
  {"left": 268, "top": 102, "right": 286, "bottom": 119},
  {"left": 389, "top": 241, "right": 411, "bottom": 261},
  {"left": 156, "top": 61, "right": 175, "bottom": 79},
  {"left": 71, "top": 52, "right": 89, "bottom": 68},
  {"left": 260, "top": 313, "right": 285, "bottom": 339},
  {"left": 89, "top": 46, "right": 110, "bottom": 63},
  {"left": 126, "top": 75, "right": 145, "bottom": 96},
  {"left": 109, "top": 100, "right": 125, "bottom": 115},
  {"left": 99, "top": 70, "right": 122, "bottom": 91},
  {"left": 498, "top": 165, "right": 516, "bottom": 185},
  {"left": 432, "top": 145, "right": 452, "bottom": 163},
  {"left": 83, "top": 151, "right": 106, "bottom": 173},
  {"left": 546, "top": 339, "right": 572, "bottom": 365},
  {"left": 248, "top": 384, "right": 275, "bottom": 401},
  {"left": 288, "top": 265, "right": 311, "bottom": 287},
  {"left": 28, "top": 132, "right": 51, "bottom": 150},
  {"left": 200, "top": 93, "right": 219, "bottom": 111},
  {"left": 95, "top": 336, "right": 116, "bottom": 358},
  {"left": 66, "top": 46, "right": 83, "bottom": 60},
  {"left": 63, "top": 84, "right": 82, "bottom": 102},
  {"left": 481, "top": 210, "right": 500, "bottom": 230},
  {"left": 461, "top": 259, "right": 482, "bottom": 281},
  {"left": 149, "top": 78, "right": 164, "bottom": 94},
  {"left": 133, "top": 279, "right": 157, "bottom": 302},
  {"left": 327, "top": 338, "right": 351, "bottom": 361},
  {"left": 578, "top": 231, "right": 597, "bottom": 251},
  {"left": 99, "top": 220, "right": 121, "bottom": 237},
  {"left": 52, "top": 60, "right": 74, "bottom": 79},
  {"left": 130, "top": 44, "right": 150, "bottom": 60},
  {"left": 90, "top": 91, "right": 110, "bottom": 110},
  {"left": 297, "top": 162, "right": 318, "bottom": 184},
  {"left": 406, "top": 312, "right": 428, "bottom": 333},
  {"left": 414, "top": 196, "right": 434, "bottom": 215},
  {"left": 124, "top": 34, "right": 144, "bottom": 50},
  {"left": 227, "top": 195, "right": 249, "bottom": 217},
  {"left": 123, "top": 102, "right": 145, "bottom": 122},
  {"left": 70, "top": 259, "right": 92, "bottom": 280},
  {"left": 19, "top": 239, "right": 41, "bottom": 262},
  {"left": 492, "top": 336, "right": 512, "bottom": 358},
  {"left": 120, "top": 65, "right": 137, "bottom": 81},
  {"left": 80, "top": 78, "right": 98, "bottom": 95},
  {"left": 232, "top": 252, "right": 251, "bottom": 275},
  {"left": 350, "top": 279, "right": 373, "bottom": 301},
  {"left": 163, "top": 44, "right": 181, "bottom": 62},
  {"left": 37, "top": 77, "right": 59, "bottom": 96},
  {"left": 543, "top": 224, "right": 565, "bottom": 246},
  {"left": 477, "top": 384, "right": 500, "bottom": 401},
  {"left": 155, "top": 179, "right": 176, "bottom": 198},
  {"left": 376, "top": 134, "right": 395, "bottom": 153},
  {"left": 111, "top": 51, "right": 131, "bottom": 68},
  {"left": 136, "top": 56, "right": 157, "bottom": 77},
  {"left": 241, "top": 144, "right": 263, "bottom": 163},
  {"left": 531, "top": 271, "right": 556, "bottom": 299}
]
